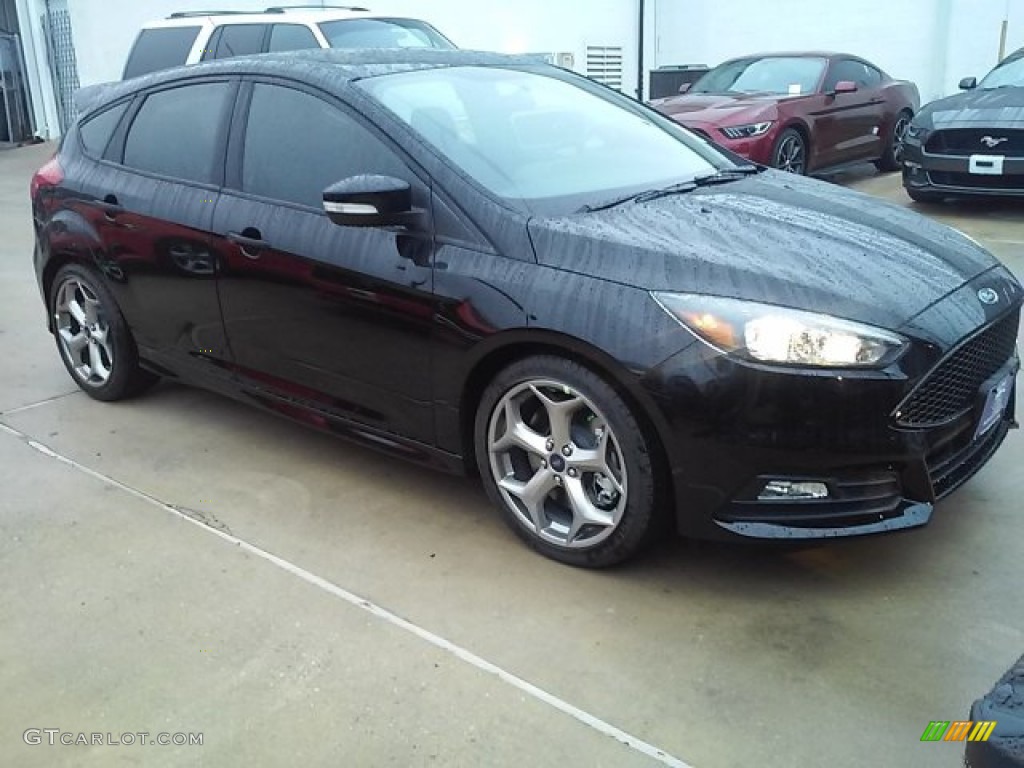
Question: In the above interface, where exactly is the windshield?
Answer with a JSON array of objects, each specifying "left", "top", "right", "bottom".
[
  {"left": 360, "top": 67, "right": 725, "bottom": 208},
  {"left": 691, "top": 57, "right": 827, "bottom": 95},
  {"left": 979, "top": 52, "right": 1024, "bottom": 88},
  {"left": 319, "top": 18, "right": 454, "bottom": 49}
]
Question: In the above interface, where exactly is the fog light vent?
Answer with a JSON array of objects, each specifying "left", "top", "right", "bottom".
[{"left": 759, "top": 481, "right": 829, "bottom": 500}]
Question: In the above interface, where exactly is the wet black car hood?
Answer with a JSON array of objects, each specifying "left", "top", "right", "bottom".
[
  {"left": 914, "top": 86, "right": 1024, "bottom": 130},
  {"left": 528, "top": 172, "right": 1001, "bottom": 331}
]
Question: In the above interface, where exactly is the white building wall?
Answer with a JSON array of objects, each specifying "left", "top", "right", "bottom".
[{"left": 652, "top": 0, "right": 1022, "bottom": 102}]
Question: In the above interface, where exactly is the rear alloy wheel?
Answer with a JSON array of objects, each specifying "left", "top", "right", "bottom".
[
  {"left": 771, "top": 128, "right": 807, "bottom": 175},
  {"left": 875, "top": 111, "right": 912, "bottom": 172},
  {"left": 475, "top": 356, "right": 660, "bottom": 567},
  {"left": 50, "top": 264, "right": 157, "bottom": 401}
]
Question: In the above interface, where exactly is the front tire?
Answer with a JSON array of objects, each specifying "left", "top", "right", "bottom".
[
  {"left": 771, "top": 128, "right": 808, "bottom": 175},
  {"left": 475, "top": 356, "right": 661, "bottom": 567},
  {"left": 49, "top": 264, "right": 157, "bottom": 402},
  {"left": 875, "top": 110, "right": 912, "bottom": 172}
]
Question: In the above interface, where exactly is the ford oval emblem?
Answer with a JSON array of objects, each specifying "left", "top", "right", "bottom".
[{"left": 978, "top": 288, "right": 1000, "bottom": 305}]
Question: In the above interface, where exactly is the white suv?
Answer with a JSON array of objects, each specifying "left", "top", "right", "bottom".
[{"left": 122, "top": 5, "right": 455, "bottom": 80}]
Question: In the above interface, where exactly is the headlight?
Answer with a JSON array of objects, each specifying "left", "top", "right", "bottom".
[
  {"left": 904, "top": 122, "right": 932, "bottom": 142},
  {"left": 720, "top": 121, "right": 774, "bottom": 140},
  {"left": 652, "top": 293, "right": 908, "bottom": 368}
]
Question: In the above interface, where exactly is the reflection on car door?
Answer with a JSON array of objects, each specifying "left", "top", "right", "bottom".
[
  {"left": 211, "top": 80, "right": 437, "bottom": 444},
  {"left": 816, "top": 59, "right": 885, "bottom": 166},
  {"left": 77, "top": 79, "right": 236, "bottom": 387}
]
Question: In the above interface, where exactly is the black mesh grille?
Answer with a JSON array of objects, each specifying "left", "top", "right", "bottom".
[
  {"left": 895, "top": 311, "right": 1019, "bottom": 428},
  {"left": 928, "top": 171, "right": 1024, "bottom": 191},
  {"left": 926, "top": 129, "right": 1024, "bottom": 157}
]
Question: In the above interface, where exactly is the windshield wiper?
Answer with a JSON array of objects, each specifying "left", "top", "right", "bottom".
[
  {"left": 692, "top": 166, "right": 763, "bottom": 186},
  {"left": 577, "top": 181, "right": 698, "bottom": 213}
]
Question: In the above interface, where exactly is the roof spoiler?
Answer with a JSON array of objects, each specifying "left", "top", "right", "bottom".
[{"left": 73, "top": 82, "right": 121, "bottom": 116}]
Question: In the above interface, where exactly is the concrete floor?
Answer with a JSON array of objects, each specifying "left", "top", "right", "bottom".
[{"left": 1, "top": 143, "right": 1022, "bottom": 768}]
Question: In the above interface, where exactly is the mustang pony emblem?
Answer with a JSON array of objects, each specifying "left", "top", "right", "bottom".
[{"left": 979, "top": 136, "right": 1009, "bottom": 148}]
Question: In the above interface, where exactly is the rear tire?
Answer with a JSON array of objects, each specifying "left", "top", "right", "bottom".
[
  {"left": 49, "top": 264, "right": 158, "bottom": 402},
  {"left": 875, "top": 110, "right": 912, "bottom": 172},
  {"left": 475, "top": 355, "right": 662, "bottom": 567}
]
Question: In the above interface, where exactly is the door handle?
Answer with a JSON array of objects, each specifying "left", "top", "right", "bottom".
[
  {"left": 227, "top": 229, "right": 269, "bottom": 260},
  {"left": 94, "top": 195, "right": 124, "bottom": 219}
]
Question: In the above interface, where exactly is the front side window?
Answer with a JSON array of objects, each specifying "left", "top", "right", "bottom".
[
  {"left": 691, "top": 57, "right": 827, "bottom": 96},
  {"left": 123, "top": 27, "right": 200, "bottom": 79},
  {"left": 268, "top": 24, "right": 320, "bottom": 53},
  {"left": 361, "top": 66, "right": 724, "bottom": 208},
  {"left": 319, "top": 18, "right": 454, "bottom": 50},
  {"left": 79, "top": 101, "right": 130, "bottom": 157},
  {"left": 825, "top": 60, "right": 880, "bottom": 91},
  {"left": 123, "top": 82, "right": 231, "bottom": 184},
  {"left": 980, "top": 52, "right": 1024, "bottom": 88},
  {"left": 208, "top": 24, "right": 267, "bottom": 60},
  {"left": 241, "top": 83, "right": 408, "bottom": 208}
]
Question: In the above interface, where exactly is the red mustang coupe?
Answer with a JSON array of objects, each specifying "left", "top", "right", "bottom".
[{"left": 650, "top": 52, "right": 920, "bottom": 175}]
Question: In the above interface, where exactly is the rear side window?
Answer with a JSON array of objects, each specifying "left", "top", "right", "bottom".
[
  {"left": 206, "top": 24, "right": 267, "bottom": 60},
  {"left": 241, "top": 83, "right": 407, "bottom": 208},
  {"left": 268, "top": 24, "right": 320, "bottom": 53},
  {"left": 79, "top": 102, "right": 130, "bottom": 157},
  {"left": 123, "top": 27, "right": 201, "bottom": 79},
  {"left": 123, "top": 82, "right": 232, "bottom": 184}
]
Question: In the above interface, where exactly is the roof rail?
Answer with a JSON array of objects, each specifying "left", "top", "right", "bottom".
[
  {"left": 264, "top": 5, "right": 370, "bottom": 13},
  {"left": 168, "top": 10, "right": 253, "bottom": 18}
]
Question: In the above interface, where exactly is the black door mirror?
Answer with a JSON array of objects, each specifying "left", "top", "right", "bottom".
[
  {"left": 959, "top": 76, "right": 977, "bottom": 90},
  {"left": 323, "top": 175, "right": 419, "bottom": 228},
  {"left": 677, "top": 82, "right": 692, "bottom": 94}
]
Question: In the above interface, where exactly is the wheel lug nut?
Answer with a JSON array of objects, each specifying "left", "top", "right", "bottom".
[
  {"left": 546, "top": 439, "right": 555, "bottom": 451},
  {"left": 561, "top": 445, "right": 572, "bottom": 456},
  {"left": 554, "top": 476, "right": 562, "bottom": 486},
  {"left": 540, "top": 460, "right": 548, "bottom": 469},
  {"left": 567, "top": 467, "right": 578, "bottom": 478}
]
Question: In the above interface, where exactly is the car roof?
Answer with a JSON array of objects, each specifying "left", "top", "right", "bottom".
[
  {"left": 143, "top": 8, "right": 420, "bottom": 29},
  {"left": 80, "top": 48, "right": 538, "bottom": 115},
  {"left": 723, "top": 51, "right": 847, "bottom": 61}
]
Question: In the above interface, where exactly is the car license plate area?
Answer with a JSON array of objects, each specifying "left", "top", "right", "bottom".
[
  {"left": 969, "top": 154, "right": 1005, "bottom": 175},
  {"left": 974, "top": 369, "right": 1015, "bottom": 441}
]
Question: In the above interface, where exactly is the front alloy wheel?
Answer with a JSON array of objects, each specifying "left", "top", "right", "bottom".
[{"left": 476, "top": 357, "right": 660, "bottom": 567}]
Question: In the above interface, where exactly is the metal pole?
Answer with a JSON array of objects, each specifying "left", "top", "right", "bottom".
[
  {"left": 13, "top": 32, "right": 33, "bottom": 135},
  {"left": 998, "top": 19, "right": 1008, "bottom": 61},
  {"left": 1, "top": 37, "right": 14, "bottom": 142},
  {"left": 636, "top": 0, "right": 644, "bottom": 101}
]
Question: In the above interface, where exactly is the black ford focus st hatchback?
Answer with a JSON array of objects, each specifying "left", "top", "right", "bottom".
[{"left": 32, "top": 50, "right": 1021, "bottom": 566}]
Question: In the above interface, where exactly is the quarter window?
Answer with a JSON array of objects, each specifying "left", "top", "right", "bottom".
[
  {"left": 123, "top": 82, "right": 232, "bottom": 184},
  {"left": 268, "top": 24, "right": 320, "bottom": 53},
  {"left": 79, "top": 101, "right": 130, "bottom": 158},
  {"left": 241, "top": 83, "right": 407, "bottom": 208}
]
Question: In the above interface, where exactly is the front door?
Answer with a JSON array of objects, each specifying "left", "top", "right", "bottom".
[
  {"left": 816, "top": 59, "right": 886, "bottom": 167},
  {"left": 211, "top": 80, "right": 437, "bottom": 443}
]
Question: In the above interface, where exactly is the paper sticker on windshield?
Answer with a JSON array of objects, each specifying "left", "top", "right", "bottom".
[{"left": 788, "top": 84, "right": 802, "bottom": 95}]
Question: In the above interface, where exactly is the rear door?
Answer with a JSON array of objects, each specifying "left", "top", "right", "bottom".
[
  {"left": 818, "top": 59, "right": 886, "bottom": 166},
  {"left": 75, "top": 78, "right": 237, "bottom": 385},
  {"left": 210, "top": 79, "right": 437, "bottom": 443}
]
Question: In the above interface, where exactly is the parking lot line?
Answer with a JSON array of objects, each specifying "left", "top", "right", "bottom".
[
  {"left": 0, "top": 390, "right": 81, "bottom": 416},
  {"left": 0, "top": 419, "right": 693, "bottom": 768}
]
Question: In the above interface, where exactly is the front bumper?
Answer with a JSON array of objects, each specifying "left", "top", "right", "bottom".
[
  {"left": 902, "top": 135, "right": 1024, "bottom": 197},
  {"left": 642, "top": 301, "right": 1021, "bottom": 542}
]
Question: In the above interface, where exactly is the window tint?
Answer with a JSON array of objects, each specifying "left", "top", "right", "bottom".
[
  {"left": 210, "top": 24, "right": 266, "bottom": 60},
  {"left": 79, "top": 102, "right": 129, "bottom": 157},
  {"left": 123, "top": 83, "right": 231, "bottom": 183},
  {"left": 268, "top": 24, "right": 320, "bottom": 53},
  {"left": 241, "top": 83, "right": 407, "bottom": 208},
  {"left": 825, "top": 60, "right": 880, "bottom": 90},
  {"left": 123, "top": 27, "right": 200, "bottom": 79}
]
